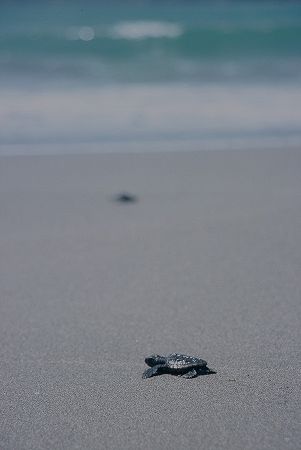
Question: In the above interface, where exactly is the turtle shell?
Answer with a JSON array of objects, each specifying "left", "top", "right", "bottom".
[{"left": 166, "top": 353, "right": 207, "bottom": 370}]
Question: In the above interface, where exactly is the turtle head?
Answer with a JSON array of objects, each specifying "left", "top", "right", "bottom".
[{"left": 145, "top": 354, "right": 165, "bottom": 367}]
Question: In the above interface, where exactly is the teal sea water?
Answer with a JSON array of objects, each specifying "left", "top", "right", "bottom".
[{"left": 1, "top": 0, "right": 301, "bottom": 153}]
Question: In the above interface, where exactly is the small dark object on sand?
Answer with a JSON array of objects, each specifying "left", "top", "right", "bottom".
[
  {"left": 115, "top": 192, "right": 138, "bottom": 203},
  {"left": 143, "top": 353, "right": 216, "bottom": 379}
]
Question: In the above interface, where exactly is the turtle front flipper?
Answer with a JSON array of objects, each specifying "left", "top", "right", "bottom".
[
  {"left": 180, "top": 369, "right": 198, "bottom": 378},
  {"left": 142, "top": 365, "right": 164, "bottom": 379}
]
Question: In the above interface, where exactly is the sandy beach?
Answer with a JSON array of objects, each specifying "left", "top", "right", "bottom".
[{"left": 0, "top": 148, "right": 300, "bottom": 449}]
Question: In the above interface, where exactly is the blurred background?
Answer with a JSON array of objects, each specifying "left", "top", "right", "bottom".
[{"left": 1, "top": 0, "right": 301, "bottom": 154}]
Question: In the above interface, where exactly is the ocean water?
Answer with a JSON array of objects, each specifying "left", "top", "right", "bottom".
[{"left": 1, "top": 0, "right": 301, "bottom": 154}]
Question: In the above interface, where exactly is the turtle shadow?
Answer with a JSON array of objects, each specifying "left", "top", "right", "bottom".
[
  {"left": 112, "top": 192, "right": 138, "bottom": 203},
  {"left": 143, "top": 368, "right": 217, "bottom": 379}
]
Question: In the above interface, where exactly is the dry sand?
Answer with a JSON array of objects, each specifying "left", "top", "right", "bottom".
[{"left": 0, "top": 149, "right": 300, "bottom": 449}]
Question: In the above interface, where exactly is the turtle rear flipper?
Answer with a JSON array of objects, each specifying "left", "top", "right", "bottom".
[
  {"left": 180, "top": 369, "right": 198, "bottom": 379},
  {"left": 142, "top": 365, "right": 164, "bottom": 379},
  {"left": 206, "top": 367, "right": 217, "bottom": 374}
]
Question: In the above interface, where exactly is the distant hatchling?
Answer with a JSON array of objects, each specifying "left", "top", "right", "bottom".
[{"left": 142, "top": 353, "right": 216, "bottom": 379}]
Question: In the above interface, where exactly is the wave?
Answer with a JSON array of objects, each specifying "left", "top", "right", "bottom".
[
  {"left": 1, "top": 2, "right": 301, "bottom": 84},
  {"left": 2, "top": 21, "right": 301, "bottom": 58},
  {"left": 64, "top": 21, "right": 183, "bottom": 42},
  {"left": 109, "top": 21, "right": 183, "bottom": 40}
]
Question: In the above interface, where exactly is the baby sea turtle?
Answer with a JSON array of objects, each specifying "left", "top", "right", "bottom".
[{"left": 142, "top": 353, "right": 216, "bottom": 379}]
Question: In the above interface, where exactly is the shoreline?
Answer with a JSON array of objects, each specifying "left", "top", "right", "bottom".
[
  {"left": 1, "top": 139, "right": 301, "bottom": 157},
  {"left": 1, "top": 82, "right": 301, "bottom": 157}
]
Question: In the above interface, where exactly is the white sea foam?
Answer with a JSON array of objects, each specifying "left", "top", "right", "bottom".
[
  {"left": 1, "top": 83, "right": 301, "bottom": 155},
  {"left": 110, "top": 21, "right": 183, "bottom": 40},
  {"left": 65, "top": 26, "right": 95, "bottom": 41}
]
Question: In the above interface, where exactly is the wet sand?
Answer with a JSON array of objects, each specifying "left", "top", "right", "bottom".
[{"left": 0, "top": 149, "right": 300, "bottom": 449}]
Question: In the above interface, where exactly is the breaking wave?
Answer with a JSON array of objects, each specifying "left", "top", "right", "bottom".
[{"left": 109, "top": 21, "right": 183, "bottom": 40}]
